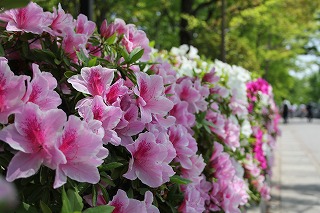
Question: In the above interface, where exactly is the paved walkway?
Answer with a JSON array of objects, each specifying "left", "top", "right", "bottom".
[{"left": 268, "top": 118, "right": 320, "bottom": 213}]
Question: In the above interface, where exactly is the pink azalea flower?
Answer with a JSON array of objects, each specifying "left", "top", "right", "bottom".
[
  {"left": 211, "top": 142, "right": 235, "bottom": 181},
  {"left": 133, "top": 72, "right": 174, "bottom": 123},
  {"left": 244, "top": 154, "right": 261, "bottom": 178},
  {"left": 208, "top": 142, "right": 249, "bottom": 212},
  {"left": 168, "top": 125, "right": 197, "bottom": 169},
  {"left": 203, "top": 68, "right": 219, "bottom": 84},
  {"left": 0, "top": 57, "right": 27, "bottom": 124},
  {"left": 224, "top": 118, "right": 240, "bottom": 151},
  {"left": 181, "top": 154, "right": 206, "bottom": 181},
  {"left": 104, "top": 78, "right": 129, "bottom": 106},
  {"left": 253, "top": 128, "right": 267, "bottom": 170},
  {"left": 0, "top": 103, "right": 66, "bottom": 182},
  {"left": 116, "top": 103, "right": 145, "bottom": 145},
  {"left": 0, "top": 2, "right": 52, "bottom": 34},
  {"left": 151, "top": 59, "right": 179, "bottom": 104},
  {"left": 229, "top": 96, "right": 248, "bottom": 117},
  {"left": 174, "top": 78, "right": 200, "bottom": 113},
  {"left": 48, "top": 3, "right": 75, "bottom": 36},
  {"left": 77, "top": 96, "right": 122, "bottom": 145},
  {"left": 233, "top": 176, "right": 249, "bottom": 205},
  {"left": 68, "top": 65, "right": 115, "bottom": 96},
  {"left": 144, "top": 191, "right": 160, "bottom": 213},
  {"left": 87, "top": 42, "right": 102, "bottom": 57},
  {"left": 100, "top": 19, "right": 116, "bottom": 39},
  {"left": 108, "top": 189, "right": 159, "bottom": 213},
  {"left": 151, "top": 59, "right": 177, "bottom": 86},
  {"left": 23, "top": 64, "right": 61, "bottom": 110},
  {"left": 123, "top": 132, "right": 175, "bottom": 187},
  {"left": 169, "top": 101, "right": 195, "bottom": 129},
  {"left": 210, "top": 180, "right": 243, "bottom": 213},
  {"left": 205, "top": 110, "right": 226, "bottom": 139},
  {"left": 193, "top": 79, "right": 209, "bottom": 112},
  {"left": 260, "top": 183, "right": 271, "bottom": 200},
  {"left": 76, "top": 99, "right": 105, "bottom": 138},
  {"left": 174, "top": 77, "right": 209, "bottom": 114},
  {"left": 179, "top": 177, "right": 209, "bottom": 213},
  {"left": 62, "top": 27, "right": 87, "bottom": 62},
  {"left": 210, "top": 85, "right": 229, "bottom": 98},
  {"left": 54, "top": 115, "right": 108, "bottom": 188},
  {"left": 149, "top": 129, "right": 176, "bottom": 165},
  {"left": 75, "top": 14, "right": 96, "bottom": 37},
  {"left": 112, "top": 18, "right": 151, "bottom": 61}
]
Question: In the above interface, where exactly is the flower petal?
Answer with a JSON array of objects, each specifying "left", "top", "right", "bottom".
[{"left": 6, "top": 152, "right": 43, "bottom": 182}]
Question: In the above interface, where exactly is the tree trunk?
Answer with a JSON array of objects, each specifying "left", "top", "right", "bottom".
[
  {"left": 80, "top": 0, "right": 94, "bottom": 20},
  {"left": 180, "top": 0, "right": 194, "bottom": 45}
]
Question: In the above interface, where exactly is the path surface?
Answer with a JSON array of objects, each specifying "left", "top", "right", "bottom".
[{"left": 268, "top": 118, "right": 320, "bottom": 213}]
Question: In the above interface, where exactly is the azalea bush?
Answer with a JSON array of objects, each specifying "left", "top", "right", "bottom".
[{"left": 0, "top": 2, "right": 280, "bottom": 213}]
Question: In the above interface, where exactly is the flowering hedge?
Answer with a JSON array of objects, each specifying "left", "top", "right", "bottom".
[{"left": 0, "top": 2, "right": 280, "bottom": 213}]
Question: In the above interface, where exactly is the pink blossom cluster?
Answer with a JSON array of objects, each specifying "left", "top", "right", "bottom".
[
  {"left": 243, "top": 154, "right": 271, "bottom": 200},
  {"left": 0, "top": 59, "right": 108, "bottom": 189},
  {"left": 253, "top": 128, "right": 267, "bottom": 170},
  {"left": 67, "top": 65, "right": 177, "bottom": 188},
  {"left": 101, "top": 19, "right": 151, "bottom": 61},
  {"left": 246, "top": 78, "right": 270, "bottom": 98},
  {"left": 206, "top": 142, "right": 248, "bottom": 212},
  {"left": 108, "top": 189, "right": 159, "bottom": 213},
  {"left": 205, "top": 109, "right": 240, "bottom": 151},
  {"left": 246, "top": 78, "right": 271, "bottom": 113}
]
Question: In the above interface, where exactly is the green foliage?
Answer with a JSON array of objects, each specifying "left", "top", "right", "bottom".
[
  {"left": 40, "top": 201, "right": 52, "bottom": 213},
  {"left": 308, "top": 71, "right": 320, "bottom": 103},
  {"left": 0, "top": 0, "right": 30, "bottom": 10},
  {"left": 82, "top": 205, "right": 114, "bottom": 213},
  {"left": 169, "top": 175, "right": 192, "bottom": 185}
]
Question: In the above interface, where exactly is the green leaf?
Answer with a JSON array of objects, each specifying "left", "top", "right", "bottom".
[
  {"left": 83, "top": 205, "right": 114, "bottom": 213},
  {"left": 63, "top": 57, "right": 71, "bottom": 66},
  {"left": 101, "top": 162, "right": 123, "bottom": 170},
  {"left": 76, "top": 49, "right": 89, "bottom": 64},
  {"left": 40, "top": 200, "right": 52, "bottom": 213},
  {"left": 97, "top": 184, "right": 110, "bottom": 204},
  {"left": 64, "top": 71, "right": 76, "bottom": 78},
  {"left": 0, "top": 0, "right": 29, "bottom": 10},
  {"left": 170, "top": 175, "right": 192, "bottom": 185},
  {"left": 16, "top": 202, "right": 38, "bottom": 213},
  {"left": 120, "top": 47, "right": 130, "bottom": 62},
  {"left": 203, "top": 123, "right": 211, "bottom": 134},
  {"left": 0, "top": 44, "right": 4, "bottom": 57},
  {"left": 129, "top": 48, "right": 144, "bottom": 63},
  {"left": 88, "top": 57, "right": 97, "bottom": 67},
  {"left": 61, "top": 187, "right": 72, "bottom": 213},
  {"left": 54, "top": 58, "right": 61, "bottom": 65},
  {"left": 91, "top": 185, "right": 98, "bottom": 207},
  {"left": 101, "top": 176, "right": 116, "bottom": 187},
  {"left": 127, "top": 187, "right": 134, "bottom": 198},
  {"left": 77, "top": 182, "right": 91, "bottom": 194},
  {"left": 32, "top": 49, "right": 56, "bottom": 59},
  {"left": 106, "top": 33, "right": 117, "bottom": 45},
  {"left": 149, "top": 40, "right": 155, "bottom": 48},
  {"left": 67, "top": 189, "right": 84, "bottom": 212}
]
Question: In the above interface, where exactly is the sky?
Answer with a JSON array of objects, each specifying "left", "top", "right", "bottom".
[{"left": 289, "top": 54, "right": 319, "bottom": 79}]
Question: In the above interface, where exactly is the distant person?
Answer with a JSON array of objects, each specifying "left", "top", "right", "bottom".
[
  {"left": 281, "top": 99, "right": 290, "bottom": 124},
  {"left": 306, "top": 103, "right": 313, "bottom": 122}
]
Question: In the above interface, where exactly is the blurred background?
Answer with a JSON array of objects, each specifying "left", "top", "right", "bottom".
[{"left": 33, "top": 0, "right": 320, "bottom": 114}]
